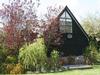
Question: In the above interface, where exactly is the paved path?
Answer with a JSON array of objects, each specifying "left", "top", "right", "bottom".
[{"left": 63, "top": 65, "right": 92, "bottom": 69}]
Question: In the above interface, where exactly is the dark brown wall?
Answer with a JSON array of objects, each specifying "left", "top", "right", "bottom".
[{"left": 59, "top": 19, "right": 89, "bottom": 56}]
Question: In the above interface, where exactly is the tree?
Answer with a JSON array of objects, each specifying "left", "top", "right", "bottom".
[
  {"left": 43, "top": 6, "right": 63, "bottom": 56},
  {"left": 82, "top": 14, "right": 100, "bottom": 50},
  {"left": 81, "top": 15, "right": 100, "bottom": 37},
  {"left": 0, "top": 0, "right": 41, "bottom": 50},
  {"left": 45, "top": 5, "right": 62, "bottom": 20}
]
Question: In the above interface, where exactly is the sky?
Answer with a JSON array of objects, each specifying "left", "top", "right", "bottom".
[
  {"left": 0, "top": 0, "right": 100, "bottom": 27},
  {"left": 37, "top": 0, "right": 100, "bottom": 21}
]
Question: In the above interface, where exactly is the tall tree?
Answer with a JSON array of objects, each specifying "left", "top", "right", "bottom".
[
  {"left": 82, "top": 15, "right": 100, "bottom": 50},
  {"left": 81, "top": 15, "right": 100, "bottom": 37},
  {"left": 43, "top": 6, "right": 63, "bottom": 56},
  {"left": 0, "top": 0, "right": 40, "bottom": 50}
]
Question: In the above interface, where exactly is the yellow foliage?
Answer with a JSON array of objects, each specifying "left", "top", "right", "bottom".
[
  {"left": 6, "top": 64, "right": 15, "bottom": 73},
  {"left": 10, "top": 63, "right": 24, "bottom": 74}
]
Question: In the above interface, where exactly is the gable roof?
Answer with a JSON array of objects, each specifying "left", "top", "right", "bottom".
[{"left": 58, "top": 5, "right": 89, "bottom": 41}]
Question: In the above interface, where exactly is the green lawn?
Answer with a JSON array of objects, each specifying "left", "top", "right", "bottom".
[{"left": 33, "top": 65, "right": 100, "bottom": 75}]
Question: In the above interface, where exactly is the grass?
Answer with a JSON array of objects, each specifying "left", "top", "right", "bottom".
[{"left": 32, "top": 65, "right": 100, "bottom": 75}]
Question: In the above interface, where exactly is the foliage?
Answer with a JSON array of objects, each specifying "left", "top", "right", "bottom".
[
  {"left": 0, "top": 30, "right": 6, "bottom": 63},
  {"left": 0, "top": 0, "right": 41, "bottom": 50},
  {"left": 18, "top": 38, "right": 47, "bottom": 71},
  {"left": 84, "top": 40, "right": 100, "bottom": 64},
  {"left": 44, "top": 18, "right": 63, "bottom": 46},
  {"left": 51, "top": 50, "right": 59, "bottom": 67},
  {"left": 82, "top": 15, "right": 100, "bottom": 50},
  {"left": 46, "top": 50, "right": 60, "bottom": 71},
  {"left": 43, "top": 18, "right": 63, "bottom": 57},
  {"left": 5, "top": 56, "right": 17, "bottom": 64},
  {"left": 10, "top": 63, "right": 24, "bottom": 74},
  {"left": 43, "top": 6, "right": 63, "bottom": 57},
  {"left": 2, "top": 63, "right": 24, "bottom": 74},
  {"left": 0, "top": 44, "right": 6, "bottom": 64},
  {"left": 45, "top": 5, "right": 62, "bottom": 20},
  {"left": 6, "top": 64, "right": 15, "bottom": 74},
  {"left": 0, "top": 63, "right": 7, "bottom": 74},
  {"left": 82, "top": 15, "right": 100, "bottom": 44},
  {"left": 82, "top": 15, "right": 100, "bottom": 36},
  {"left": 0, "top": 48, "right": 5, "bottom": 63}
]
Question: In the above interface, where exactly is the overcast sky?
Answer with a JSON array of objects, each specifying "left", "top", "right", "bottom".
[
  {"left": 38, "top": 0, "right": 100, "bottom": 21},
  {"left": 0, "top": 0, "right": 100, "bottom": 27}
]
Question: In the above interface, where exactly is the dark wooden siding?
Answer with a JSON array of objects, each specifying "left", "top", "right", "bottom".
[
  {"left": 59, "top": 19, "right": 89, "bottom": 56},
  {"left": 47, "top": 6, "right": 89, "bottom": 57}
]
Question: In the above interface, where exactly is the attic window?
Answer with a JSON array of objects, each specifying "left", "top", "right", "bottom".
[{"left": 59, "top": 11, "right": 72, "bottom": 33}]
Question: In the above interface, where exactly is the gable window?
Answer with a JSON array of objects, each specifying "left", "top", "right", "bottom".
[{"left": 59, "top": 11, "right": 72, "bottom": 33}]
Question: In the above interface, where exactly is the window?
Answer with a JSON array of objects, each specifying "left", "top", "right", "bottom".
[{"left": 59, "top": 11, "right": 72, "bottom": 33}]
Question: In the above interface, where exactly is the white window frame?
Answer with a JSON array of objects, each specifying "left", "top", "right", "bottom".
[{"left": 59, "top": 11, "right": 72, "bottom": 33}]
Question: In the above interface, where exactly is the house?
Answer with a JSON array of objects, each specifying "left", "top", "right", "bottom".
[{"left": 57, "top": 6, "right": 89, "bottom": 56}]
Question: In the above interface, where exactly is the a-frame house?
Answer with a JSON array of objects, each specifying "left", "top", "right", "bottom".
[{"left": 57, "top": 6, "right": 89, "bottom": 56}]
